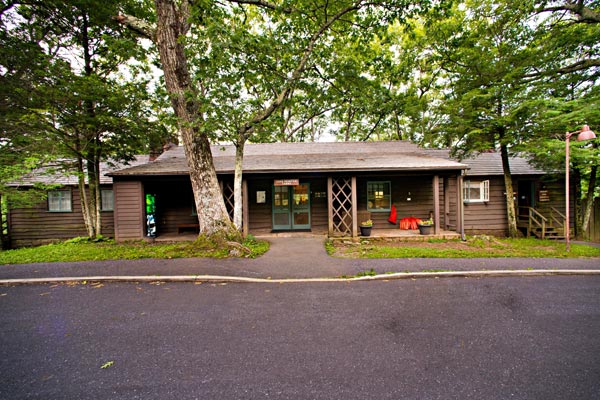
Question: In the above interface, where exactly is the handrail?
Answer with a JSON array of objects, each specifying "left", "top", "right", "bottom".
[
  {"left": 523, "top": 207, "right": 547, "bottom": 239},
  {"left": 550, "top": 207, "right": 566, "bottom": 236},
  {"left": 551, "top": 207, "right": 566, "bottom": 220}
]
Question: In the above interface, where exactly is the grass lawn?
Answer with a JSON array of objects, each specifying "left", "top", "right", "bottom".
[
  {"left": 0, "top": 236, "right": 270, "bottom": 265},
  {"left": 327, "top": 236, "right": 600, "bottom": 259}
]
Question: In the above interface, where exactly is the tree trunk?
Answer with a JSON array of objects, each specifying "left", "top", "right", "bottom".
[
  {"left": 500, "top": 143, "right": 519, "bottom": 237},
  {"left": 76, "top": 155, "right": 94, "bottom": 238},
  {"left": 154, "top": 0, "right": 235, "bottom": 237},
  {"left": 79, "top": 9, "right": 101, "bottom": 239},
  {"left": 233, "top": 138, "right": 245, "bottom": 231},
  {"left": 582, "top": 164, "right": 598, "bottom": 236}
]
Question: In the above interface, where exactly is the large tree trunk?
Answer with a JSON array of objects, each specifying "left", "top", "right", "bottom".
[
  {"left": 500, "top": 143, "right": 519, "bottom": 238},
  {"left": 154, "top": 0, "right": 235, "bottom": 237},
  {"left": 79, "top": 9, "right": 101, "bottom": 239},
  {"left": 582, "top": 164, "right": 598, "bottom": 236},
  {"left": 76, "top": 155, "right": 94, "bottom": 238},
  {"left": 233, "top": 138, "right": 245, "bottom": 231}
]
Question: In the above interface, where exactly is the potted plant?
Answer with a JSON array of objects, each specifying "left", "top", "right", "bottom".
[
  {"left": 360, "top": 219, "right": 373, "bottom": 236},
  {"left": 417, "top": 218, "right": 434, "bottom": 235}
]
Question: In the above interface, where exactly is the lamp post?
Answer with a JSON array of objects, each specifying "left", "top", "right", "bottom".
[{"left": 565, "top": 125, "right": 596, "bottom": 252}]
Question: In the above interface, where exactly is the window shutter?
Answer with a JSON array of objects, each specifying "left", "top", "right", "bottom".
[{"left": 482, "top": 180, "right": 489, "bottom": 202}]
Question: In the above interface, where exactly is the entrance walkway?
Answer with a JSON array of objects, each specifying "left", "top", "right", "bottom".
[{"left": 0, "top": 237, "right": 599, "bottom": 282}]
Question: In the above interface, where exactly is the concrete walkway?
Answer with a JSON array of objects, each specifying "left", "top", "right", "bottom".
[{"left": 0, "top": 237, "right": 599, "bottom": 283}]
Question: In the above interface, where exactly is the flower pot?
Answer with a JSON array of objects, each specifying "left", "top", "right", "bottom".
[
  {"left": 417, "top": 224, "right": 434, "bottom": 235},
  {"left": 360, "top": 226, "right": 372, "bottom": 237}
]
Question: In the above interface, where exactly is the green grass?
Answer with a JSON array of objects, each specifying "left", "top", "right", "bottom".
[
  {"left": 0, "top": 236, "right": 270, "bottom": 265},
  {"left": 330, "top": 237, "right": 600, "bottom": 259}
]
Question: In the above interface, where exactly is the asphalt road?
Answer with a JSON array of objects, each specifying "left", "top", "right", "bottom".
[{"left": 1, "top": 276, "right": 599, "bottom": 400}]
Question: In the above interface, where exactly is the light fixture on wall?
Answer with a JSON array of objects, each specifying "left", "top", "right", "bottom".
[{"left": 565, "top": 125, "right": 596, "bottom": 252}]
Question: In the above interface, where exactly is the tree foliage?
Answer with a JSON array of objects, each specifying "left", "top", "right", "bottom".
[{"left": 1, "top": 0, "right": 169, "bottom": 237}]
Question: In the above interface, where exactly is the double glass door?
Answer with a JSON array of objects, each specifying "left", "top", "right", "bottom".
[{"left": 273, "top": 183, "right": 311, "bottom": 230}]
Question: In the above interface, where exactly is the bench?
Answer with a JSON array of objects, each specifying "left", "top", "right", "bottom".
[{"left": 177, "top": 223, "right": 199, "bottom": 234}]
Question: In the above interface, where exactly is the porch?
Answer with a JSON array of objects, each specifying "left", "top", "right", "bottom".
[{"left": 149, "top": 228, "right": 460, "bottom": 242}]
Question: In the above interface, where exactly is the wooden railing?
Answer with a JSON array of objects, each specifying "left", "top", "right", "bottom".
[
  {"left": 518, "top": 206, "right": 567, "bottom": 240},
  {"left": 527, "top": 207, "right": 547, "bottom": 238},
  {"left": 549, "top": 207, "right": 566, "bottom": 237}
]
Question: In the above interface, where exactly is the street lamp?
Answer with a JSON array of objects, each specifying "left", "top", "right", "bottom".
[{"left": 565, "top": 125, "right": 596, "bottom": 252}]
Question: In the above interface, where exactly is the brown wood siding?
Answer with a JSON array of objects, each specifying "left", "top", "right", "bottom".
[
  {"left": 463, "top": 177, "right": 508, "bottom": 235},
  {"left": 356, "top": 176, "right": 447, "bottom": 230},
  {"left": 530, "top": 179, "right": 570, "bottom": 224},
  {"left": 113, "top": 180, "right": 144, "bottom": 241},
  {"left": 446, "top": 177, "right": 458, "bottom": 231},
  {"left": 9, "top": 186, "right": 115, "bottom": 248},
  {"left": 247, "top": 177, "right": 328, "bottom": 232},
  {"left": 462, "top": 175, "right": 567, "bottom": 237}
]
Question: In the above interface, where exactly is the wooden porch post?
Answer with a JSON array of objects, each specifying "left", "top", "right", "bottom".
[
  {"left": 433, "top": 175, "right": 440, "bottom": 234},
  {"left": 351, "top": 176, "right": 358, "bottom": 238},
  {"left": 327, "top": 177, "right": 333, "bottom": 236},
  {"left": 242, "top": 179, "right": 249, "bottom": 237},
  {"left": 444, "top": 177, "right": 450, "bottom": 230}
]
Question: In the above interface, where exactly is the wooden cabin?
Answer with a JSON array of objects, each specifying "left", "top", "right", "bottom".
[
  {"left": 4, "top": 141, "right": 570, "bottom": 247},
  {"left": 4, "top": 157, "right": 148, "bottom": 248}
]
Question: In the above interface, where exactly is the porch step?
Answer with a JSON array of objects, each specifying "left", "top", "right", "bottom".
[{"left": 531, "top": 227, "right": 565, "bottom": 240}]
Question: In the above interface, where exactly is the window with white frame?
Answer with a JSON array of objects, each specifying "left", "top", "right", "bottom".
[
  {"left": 367, "top": 181, "right": 391, "bottom": 212},
  {"left": 101, "top": 189, "right": 114, "bottom": 211},
  {"left": 463, "top": 180, "right": 490, "bottom": 203},
  {"left": 48, "top": 190, "right": 72, "bottom": 212}
]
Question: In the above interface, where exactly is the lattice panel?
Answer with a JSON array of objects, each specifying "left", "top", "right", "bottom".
[
  {"left": 331, "top": 177, "right": 353, "bottom": 235},
  {"left": 222, "top": 181, "right": 235, "bottom": 222}
]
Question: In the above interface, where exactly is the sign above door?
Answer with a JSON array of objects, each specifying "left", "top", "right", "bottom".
[{"left": 274, "top": 179, "right": 299, "bottom": 186}]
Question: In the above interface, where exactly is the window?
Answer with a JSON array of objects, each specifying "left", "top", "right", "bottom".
[
  {"left": 101, "top": 189, "right": 114, "bottom": 211},
  {"left": 48, "top": 190, "right": 72, "bottom": 212},
  {"left": 367, "top": 181, "right": 391, "bottom": 212},
  {"left": 463, "top": 180, "right": 489, "bottom": 203}
]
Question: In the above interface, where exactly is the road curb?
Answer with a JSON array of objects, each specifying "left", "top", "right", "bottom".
[{"left": 1, "top": 269, "right": 600, "bottom": 286}]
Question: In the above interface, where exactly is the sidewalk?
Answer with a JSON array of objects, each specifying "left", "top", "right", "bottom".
[{"left": 0, "top": 237, "right": 599, "bottom": 283}]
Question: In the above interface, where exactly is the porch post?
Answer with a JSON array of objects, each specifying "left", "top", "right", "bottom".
[
  {"left": 242, "top": 179, "right": 249, "bottom": 237},
  {"left": 327, "top": 177, "right": 333, "bottom": 236},
  {"left": 433, "top": 175, "right": 440, "bottom": 234},
  {"left": 351, "top": 176, "right": 358, "bottom": 238},
  {"left": 443, "top": 177, "right": 450, "bottom": 230},
  {"left": 457, "top": 175, "right": 464, "bottom": 235}
]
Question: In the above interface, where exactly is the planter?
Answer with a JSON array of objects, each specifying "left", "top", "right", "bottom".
[
  {"left": 417, "top": 224, "right": 434, "bottom": 235},
  {"left": 359, "top": 226, "right": 372, "bottom": 237}
]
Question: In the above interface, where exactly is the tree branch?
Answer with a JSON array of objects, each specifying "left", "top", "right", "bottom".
[
  {"left": 113, "top": 13, "right": 156, "bottom": 40},
  {"left": 524, "top": 58, "right": 600, "bottom": 79},
  {"left": 539, "top": 2, "right": 600, "bottom": 23},
  {"left": 239, "top": 0, "right": 364, "bottom": 137},
  {"left": 226, "top": 0, "right": 293, "bottom": 13}
]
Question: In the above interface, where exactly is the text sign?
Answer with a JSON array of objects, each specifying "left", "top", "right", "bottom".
[
  {"left": 274, "top": 179, "right": 299, "bottom": 187},
  {"left": 539, "top": 190, "right": 550, "bottom": 202}
]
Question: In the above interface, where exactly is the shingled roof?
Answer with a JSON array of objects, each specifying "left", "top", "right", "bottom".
[
  {"left": 7, "top": 156, "right": 151, "bottom": 187},
  {"left": 458, "top": 152, "right": 546, "bottom": 176},
  {"left": 110, "top": 141, "right": 469, "bottom": 176}
]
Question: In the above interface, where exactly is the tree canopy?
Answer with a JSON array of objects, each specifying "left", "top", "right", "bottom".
[
  {"left": 1, "top": 0, "right": 170, "bottom": 236},
  {"left": 2, "top": 0, "right": 598, "bottom": 239}
]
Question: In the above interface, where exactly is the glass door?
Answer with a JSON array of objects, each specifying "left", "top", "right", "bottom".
[
  {"left": 272, "top": 183, "right": 311, "bottom": 230},
  {"left": 291, "top": 183, "right": 311, "bottom": 230},
  {"left": 272, "top": 186, "right": 291, "bottom": 230}
]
